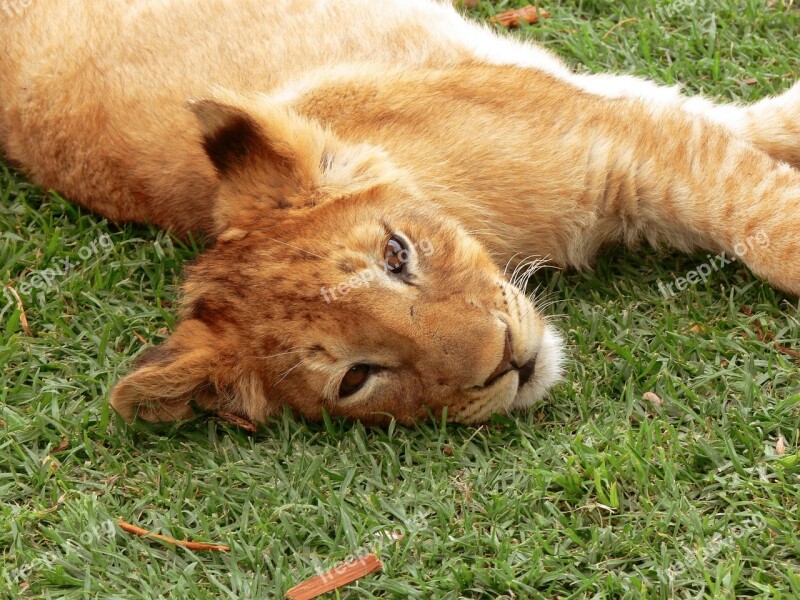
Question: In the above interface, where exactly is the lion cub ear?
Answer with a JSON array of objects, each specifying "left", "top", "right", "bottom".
[
  {"left": 189, "top": 97, "right": 315, "bottom": 181},
  {"left": 109, "top": 319, "right": 269, "bottom": 423},
  {"left": 188, "top": 94, "right": 399, "bottom": 223}
]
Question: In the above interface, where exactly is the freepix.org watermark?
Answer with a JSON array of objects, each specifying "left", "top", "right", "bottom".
[
  {"left": 7, "top": 519, "right": 117, "bottom": 585},
  {"left": 320, "top": 238, "right": 434, "bottom": 303},
  {"left": 660, "top": 513, "right": 768, "bottom": 598},
  {"left": 656, "top": 229, "right": 770, "bottom": 298},
  {"left": 654, "top": 0, "right": 704, "bottom": 20},
  {"left": 313, "top": 512, "right": 429, "bottom": 584},
  {"left": 1, "top": 0, "right": 33, "bottom": 17},
  {"left": 3, "top": 232, "right": 113, "bottom": 310}
]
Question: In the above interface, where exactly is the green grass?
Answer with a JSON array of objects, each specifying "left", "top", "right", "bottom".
[{"left": 2, "top": 0, "right": 800, "bottom": 597}]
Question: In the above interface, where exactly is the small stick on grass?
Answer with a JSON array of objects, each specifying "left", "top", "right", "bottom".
[
  {"left": 286, "top": 554, "right": 383, "bottom": 600},
  {"left": 490, "top": 5, "right": 550, "bottom": 28},
  {"left": 216, "top": 411, "right": 258, "bottom": 432},
  {"left": 117, "top": 520, "right": 231, "bottom": 552}
]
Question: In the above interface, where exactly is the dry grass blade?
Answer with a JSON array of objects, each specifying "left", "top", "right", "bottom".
[
  {"left": 741, "top": 305, "right": 800, "bottom": 359},
  {"left": 117, "top": 520, "right": 231, "bottom": 552},
  {"left": 286, "top": 554, "right": 383, "bottom": 600},
  {"left": 5, "top": 285, "right": 32, "bottom": 336}
]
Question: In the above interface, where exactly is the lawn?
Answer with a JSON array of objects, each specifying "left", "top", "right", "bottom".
[{"left": 1, "top": 0, "right": 799, "bottom": 597}]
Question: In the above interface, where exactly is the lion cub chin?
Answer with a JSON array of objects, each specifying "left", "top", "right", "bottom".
[{"left": 106, "top": 95, "right": 564, "bottom": 425}]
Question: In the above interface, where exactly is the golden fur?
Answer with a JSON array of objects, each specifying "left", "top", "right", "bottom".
[{"left": 1, "top": 0, "right": 798, "bottom": 424}]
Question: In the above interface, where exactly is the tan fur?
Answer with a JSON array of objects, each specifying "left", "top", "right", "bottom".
[{"left": 2, "top": 0, "right": 799, "bottom": 424}]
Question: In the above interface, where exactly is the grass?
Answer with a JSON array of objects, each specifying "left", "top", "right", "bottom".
[{"left": 2, "top": 0, "right": 799, "bottom": 597}]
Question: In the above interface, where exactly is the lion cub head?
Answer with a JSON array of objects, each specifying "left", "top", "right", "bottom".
[{"left": 110, "top": 91, "right": 563, "bottom": 425}]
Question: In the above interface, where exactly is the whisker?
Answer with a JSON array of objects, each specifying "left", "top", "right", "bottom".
[
  {"left": 507, "top": 258, "right": 525, "bottom": 287},
  {"left": 263, "top": 236, "right": 326, "bottom": 260},
  {"left": 504, "top": 256, "right": 563, "bottom": 325},
  {"left": 533, "top": 298, "right": 563, "bottom": 313},
  {"left": 254, "top": 347, "right": 307, "bottom": 361},
  {"left": 519, "top": 259, "right": 542, "bottom": 289},
  {"left": 529, "top": 289, "right": 557, "bottom": 306},
  {"left": 503, "top": 252, "right": 522, "bottom": 278},
  {"left": 510, "top": 255, "right": 541, "bottom": 288},
  {"left": 273, "top": 360, "right": 306, "bottom": 387},
  {"left": 524, "top": 259, "right": 551, "bottom": 289}
]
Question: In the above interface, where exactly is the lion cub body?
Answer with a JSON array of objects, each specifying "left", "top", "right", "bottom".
[
  {"left": 2, "top": 0, "right": 800, "bottom": 423},
  {"left": 0, "top": 0, "right": 561, "bottom": 235},
  {"left": 3, "top": 0, "right": 800, "bottom": 270}
]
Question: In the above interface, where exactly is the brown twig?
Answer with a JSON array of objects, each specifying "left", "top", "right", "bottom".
[
  {"left": 741, "top": 305, "right": 800, "bottom": 359},
  {"left": 286, "top": 554, "right": 383, "bottom": 600},
  {"left": 117, "top": 520, "right": 231, "bottom": 552},
  {"left": 134, "top": 331, "right": 148, "bottom": 345},
  {"left": 489, "top": 5, "right": 550, "bottom": 28},
  {"left": 216, "top": 411, "right": 258, "bottom": 432},
  {"left": 5, "top": 285, "right": 32, "bottom": 336}
]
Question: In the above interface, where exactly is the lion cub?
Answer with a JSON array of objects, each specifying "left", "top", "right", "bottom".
[{"left": 1, "top": 0, "right": 798, "bottom": 424}]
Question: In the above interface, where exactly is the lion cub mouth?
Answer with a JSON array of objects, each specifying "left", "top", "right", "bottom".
[
  {"left": 482, "top": 356, "right": 537, "bottom": 389},
  {"left": 502, "top": 278, "right": 563, "bottom": 400},
  {"left": 517, "top": 357, "right": 537, "bottom": 386},
  {"left": 451, "top": 280, "right": 563, "bottom": 424},
  {"left": 509, "top": 323, "right": 564, "bottom": 413}
]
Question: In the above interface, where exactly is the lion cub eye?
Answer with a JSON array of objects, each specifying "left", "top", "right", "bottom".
[
  {"left": 384, "top": 235, "right": 410, "bottom": 275},
  {"left": 339, "top": 364, "right": 372, "bottom": 398}
]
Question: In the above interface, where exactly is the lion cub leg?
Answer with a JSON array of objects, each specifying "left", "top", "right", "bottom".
[
  {"left": 582, "top": 101, "right": 800, "bottom": 295},
  {"left": 677, "top": 83, "right": 800, "bottom": 169},
  {"left": 568, "top": 71, "right": 800, "bottom": 168}
]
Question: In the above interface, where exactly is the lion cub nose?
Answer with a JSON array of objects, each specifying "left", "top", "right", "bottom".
[{"left": 484, "top": 329, "right": 514, "bottom": 387}]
